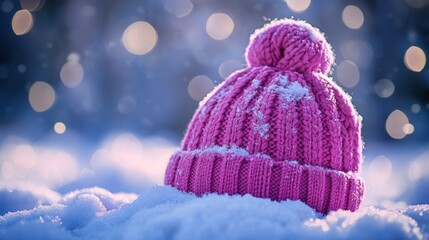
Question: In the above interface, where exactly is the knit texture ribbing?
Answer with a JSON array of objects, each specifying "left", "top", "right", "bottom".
[{"left": 164, "top": 19, "right": 365, "bottom": 214}]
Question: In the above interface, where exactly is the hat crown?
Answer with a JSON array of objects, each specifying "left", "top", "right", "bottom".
[{"left": 182, "top": 67, "right": 361, "bottom": 173}]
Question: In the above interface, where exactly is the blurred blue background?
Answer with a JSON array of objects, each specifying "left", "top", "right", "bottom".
[{"left": 0, "top": 0, "right": 428, "bottom": 214}]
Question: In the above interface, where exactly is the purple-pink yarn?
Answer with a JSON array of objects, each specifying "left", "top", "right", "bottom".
[
  {"left": 164, "top": 19, "right": 364, "bottom": 214},
  {"left": 246, "top": 19, "right": 334, "bottom": 74}
]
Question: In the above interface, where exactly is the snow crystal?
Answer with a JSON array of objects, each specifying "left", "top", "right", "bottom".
[
  {"left": 254, "top": 110, "right": 264, "bottom": 120},
  {"left": 286, "top": 159, "right": 355, "bottom": 178},
  {"left": 244, "top": 79, "right": 260, "bottom": 104},
  {"left": 252, "top": 79, "right": 260, "bottom": 87},
  {"left": 210, "top": 145, "right": 250, "bottom": 156},
  {"left": 198, "top": 105, "right": 206, "bottom": 119},
  {"left": 278, "top": 74, "right": 289, "bottom": 86},
  {"left": 278, "top": 81, "right": 311, "bottom": 101},
  {"left": 399, "top": 205, "right": 429, "bottom": 235},
  {"left": 271, "top": 75, "right": 311, "bottom": 104},
  {"left": 254, "top": 122, "right": 270, "bottom": 138},
  {"left": 179, "top": 146, "right": 364, "bottom": 181},
  {"left": 308, "top": 30, "right": 317, "bottom": 41},
  {"left": 62, "top": 187, "right": 137, "bottom": 211},
  {"left": 305, "top": 206, "right": 424, "bottom": 239},
  {"left": 184, "top": 145, "right": 269, "bottom": 159},
  {"left": 300, "top": 26, "right": 317, "bottom": 41},
  {"left": 199, "top": 85, "right": 231, "bottom": 108},
  {"left": 253, "top": 110, "right": 269, "bottom": 138},
  {"left": 0, "top": 186, "right": 428, "bottom": 240}
]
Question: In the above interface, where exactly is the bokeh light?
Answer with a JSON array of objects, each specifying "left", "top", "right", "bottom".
[
  {"left": 340, "top": 40, "right": 373, "bottom": 68},
  {"left": 2, "top": 161, "right": 14, "bottom": 179},
  {"left": 82, "top": 4, "right": 96, "bottom": 17},
  {"left": 408, "top": 161, "right": 422, "bottom": 182},
  {"left": 11, "top": 9, "right": 33, "bottom": 35},
  {"left": 67, "top": 52, "right": 80, "bottom": 62},
  {"left": 1, "top": 1, "right": 13, "bottom": 13},
  {"left": 364, "top": 154, "right": 406, "bottom": 199},
  {"left": 28, "top": 81, "right": 56, "bottom": 112},
  {"left": 20, "top": 0, "right": 44, "bottom": 12},
  {"left": 218, "top": 59, "right": 243, "bottom": 79},
  {"left": 284, "top": 0, "right": 311, "bottom": 13},
  {"left": 404, "top": 46, "right": 426, "bottom": 72},
  {"left": 13, "top": 144, "right": 36, "bottom": 169},
  {"left": 402, "top": 123, "right": 415, "bottom": 135},
  {"left": 336, "top": 60, "right": 360, "bottom": 88},
  {"left": 406, "top": 0, "right": 429, "bottom": 8},
  {"left": 187, "top": 75, "right": 215, "bottom": 101},
  {"left": 37, "top": 150, "right": 80, "bottom": 187},
  {"left": 0, "top": 65, "right": 8, "bottom": 79},
  {"left": 17, "top": 64, "right": 27, "bottom": 73},
  {"left": 374, "top": 79, "right": 395, "bottom": 98},
  {"left": 368, "top": 155, "right": 392, "bottom": 184},
  {"left": 411, "top": 104, "right": 421, "bottom": 113},
  {"left": 122, "top": 21, "right": 158, "bottom": 55},
  {"left": 342, "top": 5, "right": 364, "bottom": 29},
  {"left": 60, "top": 58, "right": 84, "bottom": 88},
  {"left": 54, "top": 122, "right": 66, "bottom": 134},
  {"left": 90, "top": 134, "right": 175, "bottom": 184},
  {"left": 117, "top": 96, "right": 137, "bottom": 114},
  {"left": 206, "top": 13, "right": 234, "bottom": 40},
  {"left": 385, "top": 110, "right": 411, "bottom": 139},
  {"left": 164, "top": 0, "right": 193, "bottom": 18}
]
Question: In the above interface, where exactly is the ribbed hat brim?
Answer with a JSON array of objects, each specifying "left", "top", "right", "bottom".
[{"left": 164, "top": 146, "right": 364, "bottom": 214}]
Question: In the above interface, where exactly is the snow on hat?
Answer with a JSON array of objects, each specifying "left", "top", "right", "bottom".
[{"left": 164, "top": 19, "right": 364, "bottom": 214}]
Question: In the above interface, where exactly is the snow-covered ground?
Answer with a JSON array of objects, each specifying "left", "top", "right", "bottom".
[
  {"left": 0, "top": 133, "right": 429, "bottom": 239},
  {"left": 0, "top": 186, "right": 428, "bottom": 240}
]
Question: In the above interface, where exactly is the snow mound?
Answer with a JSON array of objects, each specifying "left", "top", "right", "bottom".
[{"left": 0, "top": 186, "right": 428, "bottom": 240}]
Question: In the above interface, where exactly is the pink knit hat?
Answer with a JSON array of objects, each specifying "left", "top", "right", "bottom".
[{"left": 165, "top": 19, "right": 364, "bottom": 214}]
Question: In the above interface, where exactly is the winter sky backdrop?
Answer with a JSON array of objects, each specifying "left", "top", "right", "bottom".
[{"left": 1, "top": 0, "right": 429, "bottom": 239}]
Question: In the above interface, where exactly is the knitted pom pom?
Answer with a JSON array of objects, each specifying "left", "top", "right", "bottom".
[{"left": 245, "top": 19, "right": 334, "bottom": 74}]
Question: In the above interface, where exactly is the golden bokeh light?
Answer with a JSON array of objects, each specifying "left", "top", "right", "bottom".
[
  {"left": 284, "top": 0, "right": 311, "bottom": 13},
  {"left": 402, "top": 123, "right": 415, "bottom": 135},
  {"left": 206, "top": 13, "right": 234, "bottom": 40},
  {"left": 404, "top": 46, "right": 426, "bottom": 72},
  {"left": 385, "top": 110, "right": 411, "bottom": 139},
  {"left": 342, "top": 5, "right": 364, "bottom": 29},
  {"left": 122, "top": 21, "right": 158, "bottom": 55},
  {"left": 54, "top": 122, "right": 66, "bottom": 134},
  {"left": 28, "top": 81, "right": 56, "bottom": 112},
  {"left": 12, "top": 9, "right": 33, "bottom": 35}
]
